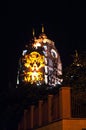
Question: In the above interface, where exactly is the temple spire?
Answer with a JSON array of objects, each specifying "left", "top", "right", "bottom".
[
  {"left": 72, "top": 50, "right": 81, "bottom": 66},
  {"left": 42, "top": 24, "right": 44, "bottom": 33},
  {"left": 75, "top": 50, "right": 78, "bottom": 58},
  {"left": 32, "top": 28, "right": 35, "bottom": 37}
]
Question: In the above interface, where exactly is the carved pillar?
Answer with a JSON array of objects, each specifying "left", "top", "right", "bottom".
[
  {"left": 38, "top": 100, "right": 43, "bottom": 126},
  {"left": 23, "top": 109, "right": 28, "bottom": 130},
  {"left": 30, "top": 105, "right": 34, "bottom": 128},
  {"left": 48, "top": 94, "right": 53, "bottom": 122},
  {"left": 59, "top": 86, "right": 71, "bottom": 119}
]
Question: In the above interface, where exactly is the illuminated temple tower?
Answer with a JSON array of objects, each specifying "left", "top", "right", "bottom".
[
  {"left": 16, "top": 26, "right": 62, "bottom": 87},
  {"left": 17, "top": 26, "right": 86, "bottom": 130}
]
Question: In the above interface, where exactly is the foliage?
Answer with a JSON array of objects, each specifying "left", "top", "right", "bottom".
[{"left": 62, "top": 51, "right": 86, "bottom": 91}]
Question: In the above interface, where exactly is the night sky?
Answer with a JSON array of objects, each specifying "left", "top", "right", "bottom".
[{"left": 1, "top": 1, "right": 86, "bottom": 90}]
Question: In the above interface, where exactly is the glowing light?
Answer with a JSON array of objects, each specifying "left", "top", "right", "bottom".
[
  {"left": 33, "top": 42, "right": 41, "bottom": 49},
  {"left": 22, "top": 50, "right": 27, "bottom": 56},
  {"left": 45, "top": 66, "right": 48, "bottom": 73},
  {"left": 23, "top": 51, "right": 45, "bottom": 84},
  {"left": 43, "top": 45, "right": 47, "bottom": 51},
  {"left": 44, "top": 58, "right": 47, "bottom": 64},
  {"left": 43, "top": 39, "right": 47, "bottom": 43},
  {"left": 51, "top": 49, "right": 58, "bottom": 58},
  {"left": 42, "top": 24, "right": 44, "bottom": 33},
  {"left": 45, "top": 75, "right": 48, "bottom": 84}
]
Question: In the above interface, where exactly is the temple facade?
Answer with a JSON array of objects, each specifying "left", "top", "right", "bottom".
[{"left": 17, "top": 27, "right": 62, "bottom": 87}]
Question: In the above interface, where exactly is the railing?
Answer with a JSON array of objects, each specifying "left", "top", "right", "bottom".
[
  {"left": 18, "top": 92, "right": 60, "bottom": 130},
  {"left": 18, "top": 87, "right": 71, "bottom": 130},
  {"left": 17, "top": 86, "right": 86, "bottom": 130},
  {"left": 71, "top": 90, "right": 86, "bottom": 118}
]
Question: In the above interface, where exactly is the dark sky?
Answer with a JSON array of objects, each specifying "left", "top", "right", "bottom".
[{"left": 1, "top": 1, "right": 86, "bottom": 89}]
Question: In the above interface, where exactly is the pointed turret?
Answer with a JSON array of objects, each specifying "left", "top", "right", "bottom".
[
  {"left": 42, "top": 24, "right": 44, "bottom": 33},
  {"left": 32, "top": 28, "right": 35, "bottom": 37},
  {"left": 72, "top": 50, "right": 81, "bottom": 66}
]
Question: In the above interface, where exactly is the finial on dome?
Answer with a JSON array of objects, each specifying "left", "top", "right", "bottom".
[
  {"left": 42, "top": 24, "right": 44, "bottom": 33},
  {"left": 32, "top": 28, "right": 35, "bottom": 37},
  {"left": 75, "top": 50, "right": 78, "bottom": 58}
]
